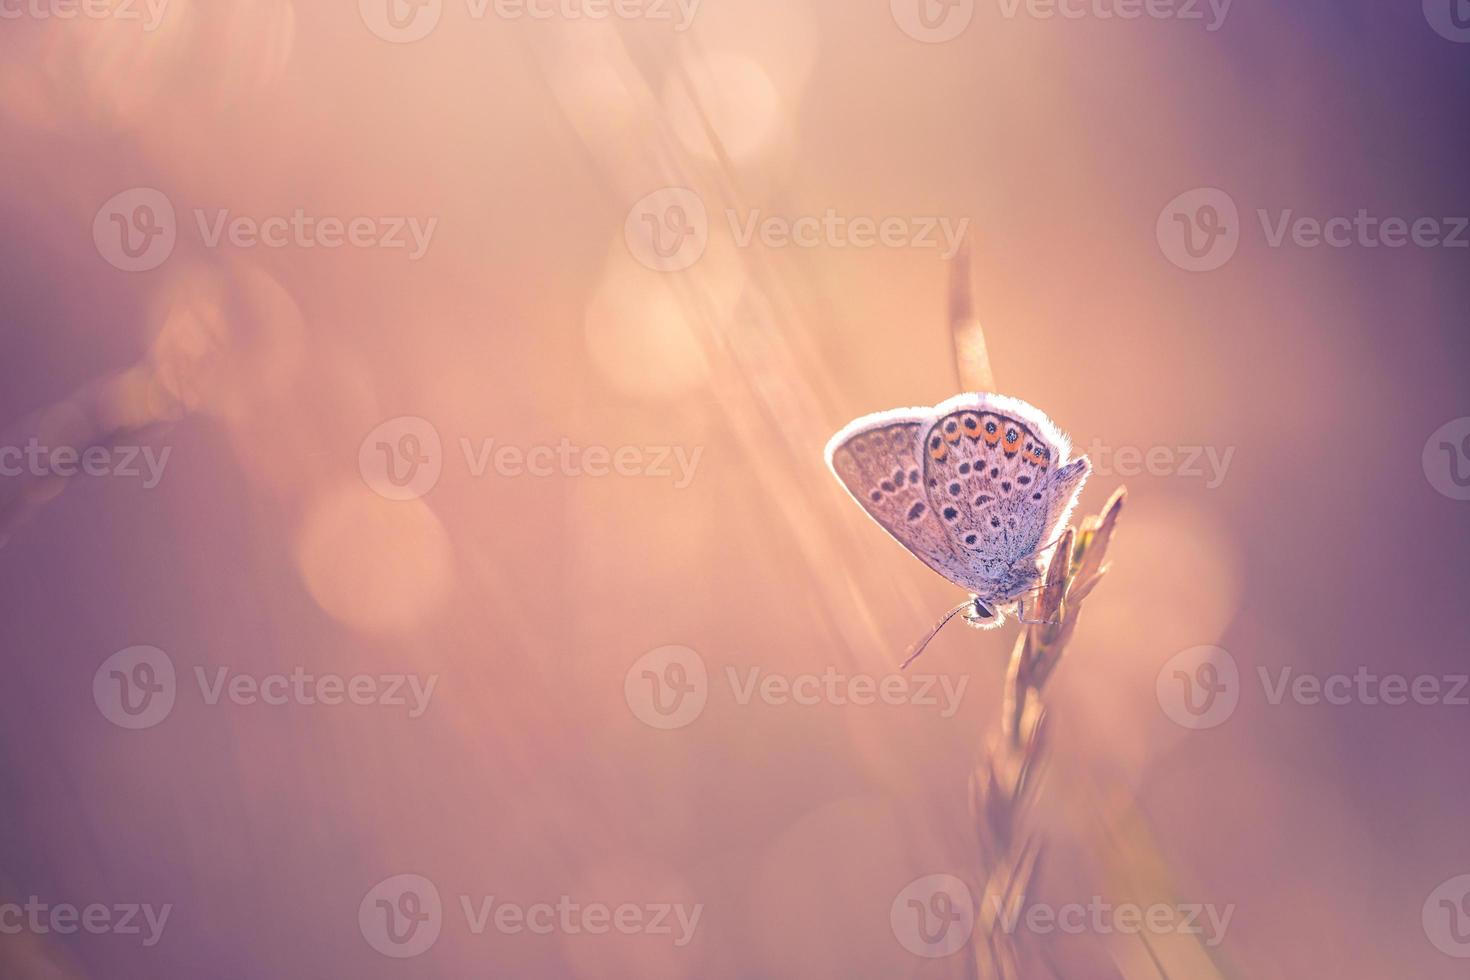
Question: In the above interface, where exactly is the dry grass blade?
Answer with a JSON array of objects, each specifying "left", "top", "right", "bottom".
[
  {"left": 950, "top": 237, "right": 996, "bottom": 394},
  {"left": 969, "top": 493, "right": 1127, "bottom": 980},
  {"left": 943, "top": 248, "right": 1132, "bottom": 978}
]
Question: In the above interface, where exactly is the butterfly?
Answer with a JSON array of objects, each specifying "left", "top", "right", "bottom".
[{"left": 825, "top": 392, "right": 1090, "bottom": 664}]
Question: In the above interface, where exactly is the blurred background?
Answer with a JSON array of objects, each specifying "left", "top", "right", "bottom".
[{"left": 0, "top": 0, "right": 1467, "bottom": 976}]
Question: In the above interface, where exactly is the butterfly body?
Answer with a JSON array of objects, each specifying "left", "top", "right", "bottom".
[{"left": 825, "top": 392, "right": 1090, "bottom": 627}]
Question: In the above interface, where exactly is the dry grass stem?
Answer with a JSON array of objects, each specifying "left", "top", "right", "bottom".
[{"left": 969, "top": 488, "right": 1127, "bottom": 980}]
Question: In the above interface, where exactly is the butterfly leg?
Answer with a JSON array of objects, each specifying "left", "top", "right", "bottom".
[{"left": 1013, "top": 598, "right": 1061, "bottom": 628}]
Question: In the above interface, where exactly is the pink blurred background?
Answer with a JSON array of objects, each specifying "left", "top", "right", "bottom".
[{"left": 1, "top": 0, "right": 1467, "bottom": 976}]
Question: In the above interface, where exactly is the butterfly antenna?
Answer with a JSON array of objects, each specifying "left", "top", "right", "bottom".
[{"left": 900, "top": 600, "right": 973, "bottom": 670}]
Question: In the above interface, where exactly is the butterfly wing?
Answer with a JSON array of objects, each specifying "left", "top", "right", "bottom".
[
  {"left": 919, "top": 393, "right": 1089, "bottom": 572},
  {"left": 825, "top": 408, "right": 975, "bottom": 590}
]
